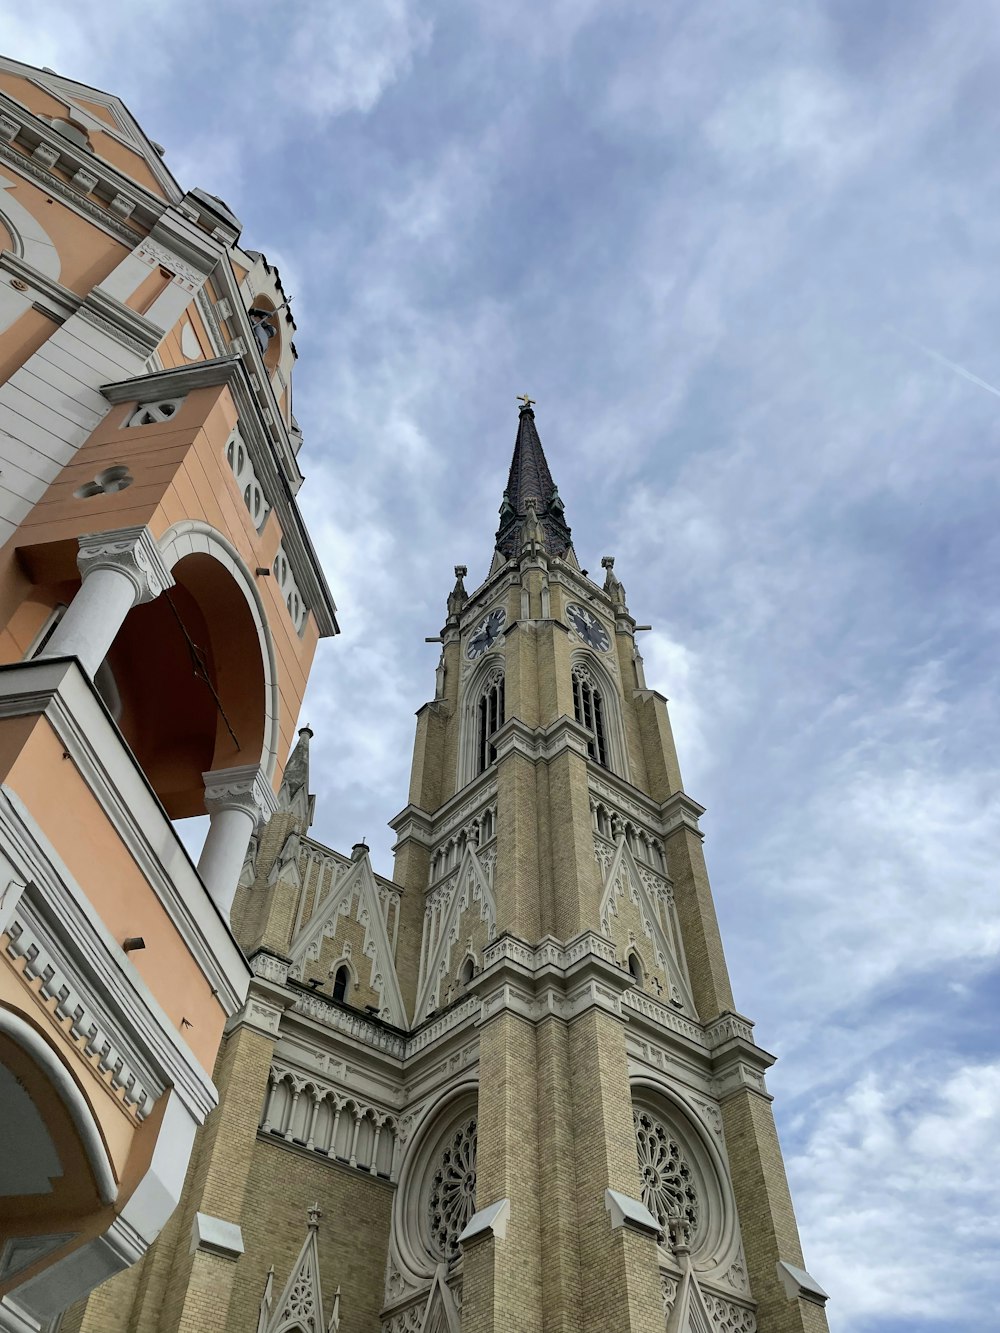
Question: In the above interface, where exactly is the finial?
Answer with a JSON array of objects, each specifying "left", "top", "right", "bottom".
[
  {"left": 308, "top": 1202, "right": 323, "bottom": 1228},
  {"left": 601, "top": 556, "right": 615, "bottom": 571},
  {"left": 454, "top": 564, "right": 468, "bottom": 579},
  {"left": 516, "top": 393, "right": 535, "bottom": 410}
]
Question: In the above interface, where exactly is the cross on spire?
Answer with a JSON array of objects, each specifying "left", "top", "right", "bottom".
[{"left": 516, "top": 393, "right": 535, "bottom": 409}]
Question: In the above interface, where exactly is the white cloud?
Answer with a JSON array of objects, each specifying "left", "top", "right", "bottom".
[{"left": 790, "top": 1059, "right": 1000, "bottom": 1324}]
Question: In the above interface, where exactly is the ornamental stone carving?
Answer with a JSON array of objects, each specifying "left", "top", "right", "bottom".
[
  {"left": 77, "top": 525, "right": 174, "bottom": 605},
  {"left": 634, "top": 1107, "right": 699, "bottom": 1234},
  {"left": 427, "top": 1117, "right": 477, "bottom": 1262},
  {"left": 202, "top": 763, "right": 278, "bottom": 822}
]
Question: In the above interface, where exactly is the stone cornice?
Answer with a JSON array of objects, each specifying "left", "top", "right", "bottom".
[
  {"left": 492, "top": 712, "right": 594, "bottom": 767},
  {"left": 473, "top": 930, "right": 633, "bottom": 1027},
  {"left": 80, "top": 286, "right": 162, "bottom": 355},
  {"left": 0, "top": 95, "right": 163, "bottom": 246},
  {"left": 0, "top": 250, "right": 80, "bottom": 322},
  {"left": 389, "top": 776, "right": 498, "bottom": 849}
]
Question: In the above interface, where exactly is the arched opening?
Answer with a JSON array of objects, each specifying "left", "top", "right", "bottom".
[
  {"left": 459, "top": 956, "right": 475, "bottom": 988},
  {"left": 627, "top": 951, "right": 644, "bottom": 986},
  {"left": 570, "top": 654, "right": 629, "bottom": 779},
  {"left": 476, "top": 670, "right": 504, "bottom": 774},
  {"left": 247, "top": 295, "right": 283, "bottom": 370},
  {"left": 105, "top": 552, "right": 266, "bottom": 818},
  {"left": 332, "top": 964, "right": 350, "bottom": 1004},
  {"left": 0, "top": 1018, "right": 116, "bottom": 1233}
]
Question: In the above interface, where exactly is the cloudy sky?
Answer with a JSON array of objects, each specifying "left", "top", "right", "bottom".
[{"left": 6, "top": 2, "right": 1000, "bottom": 1327}]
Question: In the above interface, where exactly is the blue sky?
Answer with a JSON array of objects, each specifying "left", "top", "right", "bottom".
[{"left": 5, "top": 2, "right": 1000, "bottom": 1326}]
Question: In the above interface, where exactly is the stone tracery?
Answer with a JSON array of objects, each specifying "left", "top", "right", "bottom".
[
  {"left": 427, "top": 1116, "right": 477, "bottom": 1262},
  {"left": 634, "top": 1107, "right": 699, "bottom": 1233}
]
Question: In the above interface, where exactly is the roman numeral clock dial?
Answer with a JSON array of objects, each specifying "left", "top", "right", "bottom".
[
  {"left": 466, "top": 607, "right": 506, "bottom": 658},
  {"left": 566, "top": 602, "right": 611, "bottom": 651}
]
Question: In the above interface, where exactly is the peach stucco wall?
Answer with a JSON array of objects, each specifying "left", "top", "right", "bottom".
[
  {"left": 0, "top": 167, "right": 129, "bottom": 296},
  {"left": 0, "top": 72, "right": 169, "bottom": 199},
  {"left": 2, "top": 714, "right": 227, "bottom": 1073},
  {"left": 12, "top": 383, "right": 319, "bottom": 789}
]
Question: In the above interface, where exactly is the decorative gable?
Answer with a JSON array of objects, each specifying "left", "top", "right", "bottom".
[
  {"left": 598, "top": 833, "right": 697, "bottom": 1016},
  {"left": 258, "top": 1207, "right": 340, "bottom": 1333},
  {"left": 288, "top": 848, "right": 406, "bottom": 1026},
  {"left": 415, "top": 843, "right": 497, "bottom": 1022}
]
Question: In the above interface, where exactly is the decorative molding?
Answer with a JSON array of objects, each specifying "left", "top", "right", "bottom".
[
  {"left": 272, "top": 541, "right": 309, "bottom": 635},
  {"left": 226, "top": 427, "right": 270, "bottom": 531},
  {"left": 0, "top": 1234, "right": 77, "bottom": 1282},
  {"left": 77, "top": 525, "right": 174, "bottom": 605},
  {"left": 621, "top": 988, "right": 709, "bottom": 1050},
  {"left": 125, "top": 398, "right": 184, "bottom": 427},
  {"left": 0, "top": 658, "right": 250, "bottom": 1021},
  {"left": 4, "top": 892, "right": 160, "bottom": 1118},
  {"left": 288, "top": 847, "right": 406, "bottom": 1026},
  {"left": 0, "top": 793, "right": 218, "bottom": 1123},
  {"left": 203, "top": 763, "right": 278, "bottom": 823}
]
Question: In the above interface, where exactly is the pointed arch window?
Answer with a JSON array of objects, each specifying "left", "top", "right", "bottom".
[
  {"left": 332, "top": 964, "right": 350, "bottom": 1004},
  {"left": 477, "top": 669, "right": 505, "bottom": 774},
  {"left": 627, "top": 951, "right": 644, "bottom": 986},
  {"left": 572, "top": 663, "right": 608, "bottom": 767}
]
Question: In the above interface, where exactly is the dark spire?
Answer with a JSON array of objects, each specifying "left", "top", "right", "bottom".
[{"left": 494, "top": 400, "right": 573, "bottom": 560}]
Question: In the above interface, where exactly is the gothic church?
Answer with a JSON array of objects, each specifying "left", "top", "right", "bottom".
[
  {"left": 66, "top": 403, "right": 830, "bottom": 1333},
  {"left": 0, "top": 52, "right": 829, "bottom": 1333}
]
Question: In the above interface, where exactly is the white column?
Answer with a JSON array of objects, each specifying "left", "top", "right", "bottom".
[
  {"left": 199, "top": 764, "right": 277, "bottom": 918},
  {"left": 41, "top": 526, "right": 173, "bottom": 677}
]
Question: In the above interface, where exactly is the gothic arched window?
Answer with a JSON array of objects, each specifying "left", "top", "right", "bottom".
[
  {"left": 572, "top": 663, "right": 608, "bottom": 767},
  {"left": 627, "top": 951, "right": 644, "bottom": 986},
  {"left": 332, "top": 964, "right": 350, "bottom": 1003},
  {"left": 477, "top": 669, "right": 505, "bottom": 775},
  {"left": 460, "top": 956, "right": 475, "bottom": 987}
]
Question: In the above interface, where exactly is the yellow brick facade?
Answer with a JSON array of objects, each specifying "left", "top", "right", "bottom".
[{"left": 66, "top": 404, "right": 827, "bottom": 1333}]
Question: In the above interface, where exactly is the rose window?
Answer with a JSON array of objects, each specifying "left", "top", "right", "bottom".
[
  {"left": 427, "top": 1117, "right": 477, "bottom": 1261},
  {"left": 634, "top": 1109, "right": 699, "bottom": 1233}
]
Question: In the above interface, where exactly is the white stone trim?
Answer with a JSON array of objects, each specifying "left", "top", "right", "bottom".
[
  {"left": 604, "top": 1189, "right": 661, "bottom": 1239},
  {"left": 0, "top": 657, "right": 249, "bottom": 1021},
  {"left": 190, "top": 1213, "right": 244, "bottom": 1261},
  {"left": 272, "top": 541, "right": 308, "bottom": 635},
  {"left": 77, "top": 525, "right": 174, "bottom": 605},
  {"left": 0, "top": 789, "right": 217, "bottom": 1122},
  {"left": 775, "top": 1261, "right": 828, "bottom": 1307},
  {"left": 457, "top": 1197, "right": 509, "bottom": 1246},
  {"left": 226, "top": 426, "right": 270, "bottom": 531}
]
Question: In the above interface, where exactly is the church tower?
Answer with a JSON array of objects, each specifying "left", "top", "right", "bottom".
[{"left": 63, "top": 403, "right": 829, "bottom": 1333}]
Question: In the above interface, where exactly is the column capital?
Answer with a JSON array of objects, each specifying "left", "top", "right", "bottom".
[
  {"left": 203, "top": 764, "right": 278, "bottom": 822},
  {"left": 77, "top": 525, "right": 173, "bottom": 606}
]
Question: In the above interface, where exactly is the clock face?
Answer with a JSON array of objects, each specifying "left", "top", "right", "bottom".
[
  {"left": 566, "top": 602, "right": 611, "bottom": 652},
  {"left": 466, "top": 607, "right": 506, "bottom": 659}
]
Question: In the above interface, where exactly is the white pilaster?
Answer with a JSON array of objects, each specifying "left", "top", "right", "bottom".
[
  {"left": 199, "top": 765, "right": 277, "bottom": 917},
  {"left": 40, "top": 526, "right": 173, "bottom": 676}
]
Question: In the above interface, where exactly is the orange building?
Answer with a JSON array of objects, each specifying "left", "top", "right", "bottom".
[{"left": 0, "top": 56, "right": 337, "bottom": 1329}]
